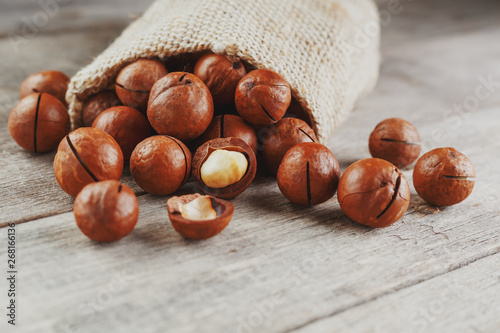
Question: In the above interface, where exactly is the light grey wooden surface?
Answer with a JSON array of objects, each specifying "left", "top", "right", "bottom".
[{"left": 1, "top": 0, "right": 500, "bottom": 332}]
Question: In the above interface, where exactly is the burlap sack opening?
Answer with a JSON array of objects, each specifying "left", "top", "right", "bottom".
[{"left": 66, "top": 0, "right": 380, "bottom": 143}]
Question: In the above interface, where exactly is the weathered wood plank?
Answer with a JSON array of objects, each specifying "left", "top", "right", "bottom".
[
  {"left": 376, "top": 0, "right": 500, "bottom": 47},
  {"left": 0, "top": 0, "right": 499, "bottom": 332},
  {"left": 0, "top": 105, "right": 498, "bottom": 332},
  {"left": 0, "top": 0, "right": 151, "bottom": 37},
  {"left": 294, "top": 252, "right": 500, "bottom": 333}
]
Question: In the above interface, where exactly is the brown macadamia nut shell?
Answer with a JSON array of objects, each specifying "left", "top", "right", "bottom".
[
  {"left": 54, "top": 127, "right": 124, "bottom": 197},
  {"left": 235, "top": 69, "right": 291, "bottom": 127},
  {"left": 8, "top": 92, "right": 70, "bottom": 153},
  {"left": 82, "top": 91, "right": 121, "bottom": 127},
  {"left": 167, "top": 193, "right": 234, "bottom": 240},
  {"left": 369, "top": 118, "right": 421, "bottom": 168},
  {"left": 74, "top": 180, "right": 139, "bottom": 242},
  {"left": 20, "top": 70, "right": 69, "bottom": 106},
  {"left": 192, "top": 137, "right": 257, "bottom": 199},
  {"left": 413, "top": 147, "right": 475, "bottom": 207},
  {"left": 115, "top": 59, "right": 168, "bottom": 112},
  {"left": 147, "top": 72, "right": 214, "bottom": 141},
  {"left": 277, "top": 142, "right": 340, "bottom": 206},
  {"left": 92, "top": 106, "right": 152, "bottom": 160},
  {"left": 284, "top": 98, "right": 313, "bottom": 127},
  {"left": 129, "top": 135, "right": 192, "bottom": 195},
  {"left": 338, "top": 158, "right": 410, "bottom": 228},
  {"left": 262, "top": 118, "right": 318, "bottom": 174},
  {"left": 197, "top": 115, "right": 258, "bottom": 154},
  {"left": 194, "top": 53, "right": 246, "bottom": 105}
]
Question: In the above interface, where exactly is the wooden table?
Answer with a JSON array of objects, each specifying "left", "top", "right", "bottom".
[{"left": 1, "top": 0, "right": 499, "bottom": 332}]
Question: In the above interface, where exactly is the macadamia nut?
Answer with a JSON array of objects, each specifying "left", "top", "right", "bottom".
[
  {"left": 180, "top": 196, "right": 218, "bottom": 221},
  {"left": 200, "top": 150, "right": 248, "bottom": 188},
  {"left": 192, "top": 137, "right": 256, "bottom": 199},
  {"left": 167, "top": 193, "right": 234, "bottom": 239}
]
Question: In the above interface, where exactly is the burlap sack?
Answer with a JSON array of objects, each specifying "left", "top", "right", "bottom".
[{"left": 66, "top": 0, "right": 380, "bottom": 142}]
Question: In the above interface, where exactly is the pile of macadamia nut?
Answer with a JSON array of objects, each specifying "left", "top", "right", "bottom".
[{"left": 8, "top": 53, "right": 476, "bottom": 242}]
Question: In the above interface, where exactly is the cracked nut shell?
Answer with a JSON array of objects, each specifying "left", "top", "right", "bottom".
[
  {"left": 74, "top": 180, "right": 139, "bottom": 242},
  {"left": 147, "top": 72, "right": 214, "bottom": 141},
  {"left": 130, "top": 135, "right": 192, "bottom": 195},
  {"left": 92, "top": 106, "right": 153, "bottom": 160},
  {"left": 8, "top": 92, "right": 70, "bottom": 153},
  {"left": 115, "top": 59, "right": 168, "bottom": 112},
  {"left": 194, "top": 53, "right": 246, "bottom": 105},
  {"left": 192, "top": 137, "right": 257, "bottom": 199},
  {"left": 369, "top": 118, "right": 421, "bottom": 168},
  {"left": 338, "top": 158, "right": 410, "bottom": 228},
  {"left": 235, "top": 69, "right": 291, "bottom": 127},
  {"left": 82, "top": 91, "right": 121, "bottom": 127},
  {"left": 262, "top": 118, "right": 318, "bottom": 174},
  {"left": 277, "top": 142, "right": 340, "bottom": 206},
  {"left": 167, "top": 193, "right": 234, "bottom": 240},
  {"left": 54, "top": 127, "right": 124, "bottom": 197},
  {"left": 20, "top": 70, "right": 70, "bottom": 106},
  {"left": 413, "top": 147, "right": 475, "bottom": 206},
  {"left": 197, "top": 115, "right": 258, "bottom": 154}
]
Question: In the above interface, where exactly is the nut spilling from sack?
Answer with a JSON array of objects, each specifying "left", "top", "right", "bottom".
[{"left": 7, "top": 52, "right": 475, "bottom": 242}]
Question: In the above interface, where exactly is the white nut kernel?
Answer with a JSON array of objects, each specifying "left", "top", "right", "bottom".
[
  {"left": 180, "top": 196, "right": 217, "bottom": 221},
  {"left": 200, "top": 150, "right": 248, "bottom": 188}
]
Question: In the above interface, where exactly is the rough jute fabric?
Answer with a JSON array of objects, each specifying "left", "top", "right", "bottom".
[{"left": 66, "top": 0, "right": 380, "bottom": 142}]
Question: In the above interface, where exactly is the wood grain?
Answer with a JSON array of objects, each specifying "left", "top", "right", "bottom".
[
  {"left": 0, "top": 0, "right": 152, "bottom": 37},
  {"left": 0, "top": 0, "right": 499, "bottom": 332},
  {"left": 2, "top": 105, "right": 499, "bottom": 332},
  {"left": 294, "top": 252, "right": 500, "bottom": 333}
]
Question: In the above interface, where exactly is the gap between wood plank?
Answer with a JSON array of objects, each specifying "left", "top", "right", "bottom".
[
  {"left": 284, "top": 244, "right": 500, "bottom": 333},
  {"left": 0, "top": 190, "right": 148, "bottom": 228}
]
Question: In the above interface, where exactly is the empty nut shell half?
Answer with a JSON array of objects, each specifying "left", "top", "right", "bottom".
[
  {"left": 192, "top": 137, "right": 257, "bottom": 199},
  {"left": 167, "top": 193, "right": 234, "bottom": 240}
]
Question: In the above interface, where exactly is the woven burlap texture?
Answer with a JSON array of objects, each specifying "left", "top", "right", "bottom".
[{"left": 66, "top": 0, "right": 380, "bottom": 142}]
